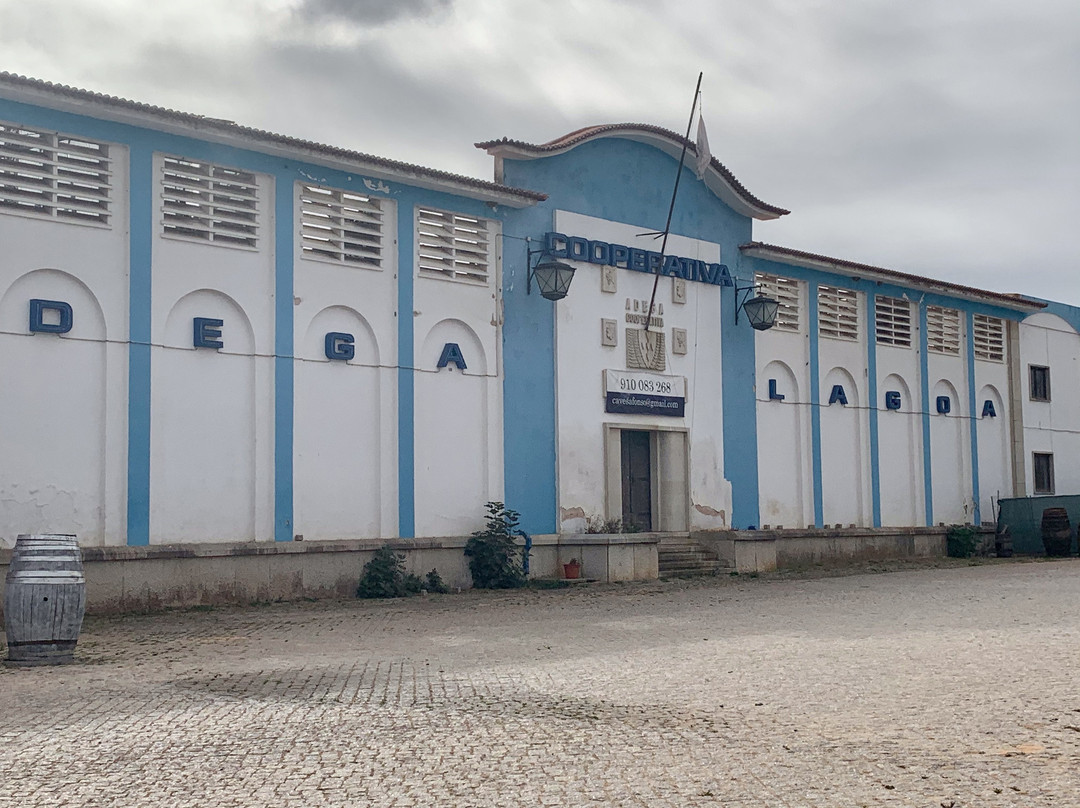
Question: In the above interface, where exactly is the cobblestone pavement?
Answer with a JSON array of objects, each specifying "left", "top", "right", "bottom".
[{"left": 2, "top": 559, "right": 1079, "bottom": 807}]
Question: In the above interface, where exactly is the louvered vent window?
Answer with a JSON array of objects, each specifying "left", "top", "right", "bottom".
[
  {"left": 299, "top": 183, "right": 384, "bottom": 268},
  {"left": 875, "top": 295, "right": 912, "bottom": 347},
  {"left": 927, "top": 306, "right": 961, "bottom": 355},
  {"left": 417, "top": 207, "right": 491, "bottom": 284},
  {"left": 818, "top": 284, "right": 859, "bottom": 341},
  {"left": 0, "top": 122, "right": 112, "bottom": 225},
  {"left": 973, "top": 314, "right": 1005, "bottom": 362},
  {"left": 162, "top": 157, "right": 258, "bottom": 248},
  {"left": 754, "top": 272, "right": 800, "bottom": 332}
]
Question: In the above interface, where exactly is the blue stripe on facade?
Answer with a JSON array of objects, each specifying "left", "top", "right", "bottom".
[
  {"left": 273, "top": 174, "right": 295, "bottom": 542},
  {"left": 808, "top": 282, "right": 824, "bottom": 527},
  {"left": 866, "top": 294, "right": 882, "bottom": 527},
  {"left": 919, "top": 302, "right": 934, "bottom": 525},
  {"left": 501, "top": 229, "right": 558, "bottom": 535},
  {"left": 397, "top": 205, "right": 415, "bottom": 538},
  {"left": 721, "top": 283, "right": 761, "bottom": 529},
  {"left": 966, "top": 311, "right": 981, "bottom": 525},
  {"left": 126, "top": 145, "right": 153, "bottom": 546}
]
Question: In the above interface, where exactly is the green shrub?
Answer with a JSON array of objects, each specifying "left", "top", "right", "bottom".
[
  {"left": 946, "top": 525, "right": 979, "bottom": 558},
  {"left": 357, "top": 544, "right": 415, "bottom": 598},
  {"left": 425, "top": 568, "right": 449, "bottom": 594},
  {"left": 465, "top": 502, "right": 527, "bottom": 589}
]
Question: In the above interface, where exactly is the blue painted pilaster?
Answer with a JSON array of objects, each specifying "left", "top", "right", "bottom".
[
  {"left": 867, "top": 294, "right": 882, "bottom": 527},
  {"left": 126, "top": 145, "right": 153, "bottom": 546},
  {"left": 966, "top": 311, "right": 981, "bottom": 525},
  {"left": 397, "top": 205, "right": 415, "bottom": 537},
  {"left": 721, "top": 282, "right": 760, "bottom": 529},
  {"left": 273, "top": 173, "right": 295, "bottom": 541},
  {"left": 808, "top": 282, "right": 824, "bottom": 527},
  {"left": 919, "top": 302, "right": 934, "bottom": 525}
]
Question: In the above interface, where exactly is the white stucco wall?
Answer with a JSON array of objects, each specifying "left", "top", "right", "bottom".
[
  {"left": 553, "top": 210, "right": 729, "bottom": 534},
  {"left": 818, "top": 298, "right": 872, "bottom": 527},
  {"left": 755, "top": 282, "right": 813, "bottom": 529},
  {"left": 1019, "top": 312, "right": 1080, "bottom": 496},
  {"left": 0, "top": 144, "right": 129, "bottom": 548},
  {"left": 974, "top": 346, "right": 1011, "bottom": 521},
  {"left": 877, "top": 337, "right": 924, "bottom": 527},
  {"left": 412, "top": 210, "right": 504, "bottom": 537},
  {"left": 148, "top": 155, "right": 275, "bottom": 544},
  {"left": 928, "top": 342, "right": 971, "bottom": 524},
  {"left": 292, "top": 184, "right": 398, "bottom": 541}
]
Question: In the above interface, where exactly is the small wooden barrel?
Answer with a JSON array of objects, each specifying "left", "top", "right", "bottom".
[
  {"left": 4, "top": 534, "right": 86, "bottom": 665},
  {"left": 1040, "top": 508, "right": 1073, "bottom": 557}
]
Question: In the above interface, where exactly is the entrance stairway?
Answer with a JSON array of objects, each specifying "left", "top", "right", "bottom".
[{"left": 657, "top": 535, "right": 727, "bottom": 578}]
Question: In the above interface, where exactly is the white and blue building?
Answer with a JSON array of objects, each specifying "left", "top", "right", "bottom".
[{"left": 1, "top": 72, "right": 1077, "bottom": 587}]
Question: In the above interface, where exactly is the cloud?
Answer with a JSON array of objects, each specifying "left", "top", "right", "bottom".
[
  {"left": 294, "top": 0, "right": 454, "bottom": 27},
  {"left": 0, "top": 0, "right": 1076, "bottom": 301}
]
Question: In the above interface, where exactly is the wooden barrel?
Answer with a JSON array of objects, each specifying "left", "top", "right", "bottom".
[
  {"left": 1040, "top": 508, "right": 1073, "bottom": 557},
  {"left": 4, "top": 534, "right": 86, "bottom": 665}
]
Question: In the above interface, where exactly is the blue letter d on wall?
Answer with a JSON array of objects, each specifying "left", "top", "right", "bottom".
[{"left": 29, "top": 299, "right": 73, "bottom": 334}]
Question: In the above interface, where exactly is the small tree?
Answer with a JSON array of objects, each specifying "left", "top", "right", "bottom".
[
  {"left": 357, "top": 544, "right": 416, "bottom": 598},
  {"left": 464, "top": 502, "right": 527, "bottom": 589}
]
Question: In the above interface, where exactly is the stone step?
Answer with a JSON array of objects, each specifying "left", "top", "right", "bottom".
[
  {"left": 658, "top": 563, "right": 726, "bottom": 578},
  {"left": 659, "top": 556, "right": 723, "bottom": 567},
  {"left": 658, "top": 549, "right": 721, "bottom": 561},
  {"left": 658, "top": 537, "right": 727, "bottom": 578}
]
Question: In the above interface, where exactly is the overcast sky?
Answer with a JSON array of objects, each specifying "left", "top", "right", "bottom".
[{"left": 2, "top": 0, "right": 1077, "bottom": 302}]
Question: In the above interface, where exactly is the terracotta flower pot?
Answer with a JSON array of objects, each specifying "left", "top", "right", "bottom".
[{"left": 563, "top": 560, "right": 581, "bottom": 580}]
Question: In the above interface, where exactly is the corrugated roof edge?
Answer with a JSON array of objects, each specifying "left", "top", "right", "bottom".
[
  {"left": 0, "top": 71, "right": 546, "bottom": 205},
  {"left": 741, "top": 242, "right": 1045, "bottom": 312},
  {"left": 476, "top": 123, "right": 789, "bottom": 217}
]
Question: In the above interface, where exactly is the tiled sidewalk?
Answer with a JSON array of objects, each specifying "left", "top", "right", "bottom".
[{"left": 2, "top": 560, "right": 1078, "bottom": 806}]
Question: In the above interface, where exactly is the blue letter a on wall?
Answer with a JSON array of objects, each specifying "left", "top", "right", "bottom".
[
  {"left": 437, "top": 342, "right": 467, "bottom": 370},
  {"left": 828, "top": 384, "right": 848, "bottom": 406}
]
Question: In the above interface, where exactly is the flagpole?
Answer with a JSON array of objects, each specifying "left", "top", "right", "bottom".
[{"left": 645, "top": 71, "right": 703, "bottom": 332}]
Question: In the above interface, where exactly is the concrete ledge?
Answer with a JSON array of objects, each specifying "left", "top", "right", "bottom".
[
  {"left": 0, "top": 534, "right": 660, "bottom": 615},
  {"left": 690, "top": 526, "right": 971, "bottom": 574}
]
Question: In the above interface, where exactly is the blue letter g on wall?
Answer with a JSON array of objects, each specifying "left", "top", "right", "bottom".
[{"left": 324, "top": 332, "right": 355, "bottom": 361}]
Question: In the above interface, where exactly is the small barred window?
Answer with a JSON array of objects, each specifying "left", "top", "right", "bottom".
[
  {"left": 754, "top": 272, "right": 800, "bottom": 332},
  {"left": 299, "top": 183, "right": 384, "bottom": 268},
  {"left": 875, "top": 295, "right": 912, "bottom": 347},
  {"left": 927, "top": 306, "right": 961, "bottom": 355},
  {"left": 818, "top": 284, "right": 859, "bottom": 341},
  {"left": 416, "top": 207, "right": 492, "bottom": 284},
  {"left": 0, "top": 121, "right": 112, "bottom": 225},
  {"left": 973, "top": 314, "right": 1005, "bottom": 362},
  {"left": 162, "top": 156, "right": 259, "bottom": 248}
]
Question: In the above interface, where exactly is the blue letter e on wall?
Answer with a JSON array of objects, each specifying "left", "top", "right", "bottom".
[{"left": 193, "top": 317, "right": 224, "bottom": 349}]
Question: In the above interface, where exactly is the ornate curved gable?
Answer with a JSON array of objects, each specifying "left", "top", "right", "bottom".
[{"left": 477, "top": 123, "right": 789, "bottom": 221}]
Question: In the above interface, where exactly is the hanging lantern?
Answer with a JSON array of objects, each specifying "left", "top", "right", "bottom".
[
  {"left": 741, "top": 293, "right": 779, "bottom": 331},
  {"left": 531, "top": 260, "right": 576, "bottom": 301}
]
